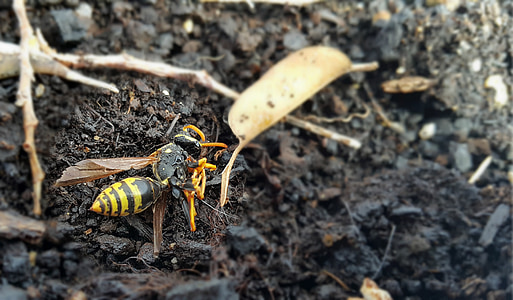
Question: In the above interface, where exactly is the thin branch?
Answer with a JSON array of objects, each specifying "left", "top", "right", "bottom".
[
  {"left": 200, "top": 0, "right": 325, "bottom": 7},
  {"left": 45, "top": 51, "right": 239, "bottom": 100},
  {"left": 284, "top": 115, "right": 362, "bottom": 149},
  {"left": 468, "top": 155, "right": 493, "bottom": 184},
  {"left": 13, "top": 0, "right": 44, "bottom": 216},
  {"left": 1, "top": 41, "right": 118, "bottom": 92},
  {"left": 372, "top": 224, "right": 396, "bottom": 279},
  {"left": 303, "top": 101, "right": 370, "bottom": 123},
  {"left": 321, "top": 269, "right": 351, "bottom": 291},
  {"left": 363, "top": 82, "right": 405, "bottom": 134}
]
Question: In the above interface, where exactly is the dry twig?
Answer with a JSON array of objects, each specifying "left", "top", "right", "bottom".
[
  {"left": 0, "top": 42, "right": 119, "bottom": 92},
  {"left": 303, "top": 101, "right": 370, "bottom": 123},
  {"left": 13, "top": 0, "right": 44, "bottom": 216},
  {"left": 34, "top": 30, "right": 238, "bottom": 100},
  {"left": 363, "top": 82, "right": 405, "bottom": 134},
  {"left": 468, "top": 155, "right": 493, "bottom": 184},
  {"left": 285, "top": 115, "right": 362, "bottom": 149},
  {"left": 372, "top": 224, "right": 396, "bottom": 279},
  {"left": 200, "top": 0, "right": 325, "bottom": 9},
  {"left": 321, "top": 269, "right": 351, "bottom": 291}
]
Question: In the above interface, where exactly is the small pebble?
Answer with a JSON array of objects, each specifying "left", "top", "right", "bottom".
[
  {"left": 283, "top": 30, "right": 309, "bottom": 51},
  {"left": 75, "top": 2, "right": 92, "bottom": 19},
  {"left": 435, "top": 118, "right": 453, "bottom": 136},
  {"left": 485, "top": 75, "right": 509, "bottom": 109},
  {"left": 35, "top": 84, "right": 45, "bottom": 98},
  {"left": 449, "top": 142, "right": 473, "bottom": 172},
  {"left": 419, "top": 123, "right": 436, "bottom": 140},
  {"left": 453, "top": 118, "right": 473, "bottom": 141},
  {"left": 470, "top": 58, "right": 482, "bottom": 72},
  {"left": 183, "top": 18, "right": 194, "bottom": 34},
  {"left": 51, "top": 9, "right": 89, "bottom": 42},
  {"left": 419, "top": 140, "right": 440, "bottom": 158}
]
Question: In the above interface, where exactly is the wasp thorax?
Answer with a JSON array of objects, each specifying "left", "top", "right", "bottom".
[{"left": 154, "top": 143, "right": 188, "bottom": 186}]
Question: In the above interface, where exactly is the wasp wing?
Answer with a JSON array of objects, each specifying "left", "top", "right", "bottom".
[
  {"left": 55, "top": 157, "right": 158, "bottom": 187},
  {"left": 152, "top": 192, "right": 167, "bottom": 257}
]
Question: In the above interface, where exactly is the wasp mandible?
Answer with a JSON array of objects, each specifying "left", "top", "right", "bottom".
[{"left": 56, "top": 125, "right": 227, "bottom": 232}]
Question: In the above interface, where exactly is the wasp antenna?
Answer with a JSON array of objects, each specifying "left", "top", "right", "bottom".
[{"left": 183, "top": 124, "right": 206, "bottom": 142}]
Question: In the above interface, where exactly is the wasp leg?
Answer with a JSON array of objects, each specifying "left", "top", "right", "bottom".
[
  {"left": 186, "top": 157, "right": 217, "bottom": 171},
  {"left": 183, "top": 189, "right": 197, "bottom": 231},
  {"left": 200, "top": 141, "right": 228, "bottom": 148},
  {"left": 198, "top": 167, "right": 206, "bottom": 200},
  {"left": 183, "top": 157, "right": 220, "bottom": 231}
]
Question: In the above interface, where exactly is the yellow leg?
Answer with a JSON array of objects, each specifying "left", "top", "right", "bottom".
[
  {"left": 185, "top": 190, "right": 197, "bottom": 231},
  {"left": 200, "top": 142, "right": 228, "bottom": 148},
  {"left": 182, "top": 155, "right": 221, "bottom": 231}
]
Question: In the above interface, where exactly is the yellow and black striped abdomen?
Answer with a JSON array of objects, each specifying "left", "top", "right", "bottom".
[{"left": 90, "top": 177, "right": 163, "bottom": 216}]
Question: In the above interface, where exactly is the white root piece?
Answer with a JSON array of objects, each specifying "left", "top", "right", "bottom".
[
  {"left": 220, "top": 46, "right": 378, "bottom": 206},
  {"left": 468, "top": 155, "right": 493, "bottom": 184}
]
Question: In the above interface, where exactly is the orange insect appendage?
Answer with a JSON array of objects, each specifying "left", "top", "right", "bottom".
[{"left": 184, "top": 158, "right": 218, "bottom": 231}]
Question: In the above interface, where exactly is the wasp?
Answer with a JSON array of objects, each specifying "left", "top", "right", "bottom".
[{"left": 55, "top": 125, "right": 227, "bottom": 232}]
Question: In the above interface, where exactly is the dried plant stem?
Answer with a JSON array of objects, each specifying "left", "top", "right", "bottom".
[
  {"left": 321, "top": 270, "right": 350, "bottom": 291},
  {"left": 372, "top": 224, "right": 396, "bottom": 279},
  {"left": 285, "top": 115, "right": 362, "bottom": 149},
  {"left": 349, "top": 61, "right": 379, "bottom": 73},
  {"left": 363, "top": 82, "right": 405, "bottom": 134},
  {"left": 0, "top": 43, "right": 119, "bottom": 92},
  {"left": 468, "top": 155, "right": 493, "bottom": 184},
  {"left": 47, "top": 52, "right": 240, "bottom": 100},
  {"left": 303, "top": 101, "right": 370, "bottom": 123},
  {"left": 200, "top": 0, "right": 325, "bottom": 7},
  {"left": 14, "top": 0, "right": 44, "bottom": 216}
]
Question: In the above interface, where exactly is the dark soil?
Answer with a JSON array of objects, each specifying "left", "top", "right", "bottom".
[{"left": 0, "top": 1, "right": 512, "bottom": 299}]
